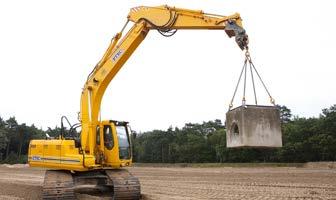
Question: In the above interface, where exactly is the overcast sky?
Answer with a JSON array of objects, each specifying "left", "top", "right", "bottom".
[{"left": 0, "top": 0, "right": 335, "bottom": 132}]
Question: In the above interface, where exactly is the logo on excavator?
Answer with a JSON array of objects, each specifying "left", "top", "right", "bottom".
[
  {"left": 32, "top": 156, "right": 42, "bottom": 161},
  {"left": 112, "top": 49, "right": 124, "bottom": 62}
]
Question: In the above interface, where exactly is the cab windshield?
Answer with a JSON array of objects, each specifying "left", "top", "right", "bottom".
[{"left": 116, "top": 126, "right": 131, "bottom": 160}]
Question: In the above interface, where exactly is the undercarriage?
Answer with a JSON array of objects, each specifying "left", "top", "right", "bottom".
[{"left": 42, "top": 169, "right": 140, "bottom": 200}]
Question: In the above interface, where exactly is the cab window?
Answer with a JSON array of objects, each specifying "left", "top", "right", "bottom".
[
  {"left": 116, "top": 126, "right": 131, "bottom": 159},
  {"left": 96, "top": 126, "right": 100, "bottom": 145},
  {"left": 104, "top": 125, "right": 114, "bottom": 150}
]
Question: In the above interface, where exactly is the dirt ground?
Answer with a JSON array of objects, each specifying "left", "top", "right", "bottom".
[{"left": 0, "top": 164, "right": 335, "bottom": 200}]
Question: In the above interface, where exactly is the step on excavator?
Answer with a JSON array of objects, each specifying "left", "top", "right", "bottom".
[{"left": 28, "top": 5, "right": 249, "bottom": 199}]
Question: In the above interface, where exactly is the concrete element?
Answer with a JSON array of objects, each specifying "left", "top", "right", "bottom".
[{"left": 226, "top": 105, "right": 282, "bottom": 148}]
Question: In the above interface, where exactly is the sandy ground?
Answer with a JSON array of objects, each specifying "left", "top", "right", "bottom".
[{"left": 0, "top": 164, "right": 335, "bottom": 200}]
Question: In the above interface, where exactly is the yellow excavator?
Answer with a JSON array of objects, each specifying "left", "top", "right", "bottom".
[{"left": 28, "top": 5, "right": 248, "bottom": 199}]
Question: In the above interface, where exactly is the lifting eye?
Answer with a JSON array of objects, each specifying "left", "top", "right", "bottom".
[{"left": 231, "top": 122, "right": 239, "bottom": 137}]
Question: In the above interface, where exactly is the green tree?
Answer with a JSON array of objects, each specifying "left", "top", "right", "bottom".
[
  {"left": 4, "top": 117, "right": 18, "bottom": 159},
  {"left": 0, "top": 117, "right": 9, "bottom": 160},
  {"left": 277, "top": 105, "right": 292, "bottom": 124}
]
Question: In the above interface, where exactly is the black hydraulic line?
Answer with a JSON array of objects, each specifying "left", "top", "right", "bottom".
[
  {"left": 86, "top": 7, "right": 179, "bottom": 85},
  {"left": 138, "top": 7, "right": 178, "bottom": 37},
  {"left": 61, "top": 116, "right": 72, "bottom": 139},
  {"left": 86, "top": 21, "right": 130, "bottom": 82},
  {"left": 61, "top": 116, "right": 72, "bottom": 128},
  {"left": 158, "top": 29, "right": 178, "bottom": 37},
  {"left": 69, "top": 123, "right": 81, "bottom": 138}
]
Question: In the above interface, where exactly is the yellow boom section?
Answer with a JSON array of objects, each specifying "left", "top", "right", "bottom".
[
  {"left": 79, "top": 5, "right": 248, "bottom": 161},
  {"left": 128, "top": 5, "right": 243, "bottom": 29}
]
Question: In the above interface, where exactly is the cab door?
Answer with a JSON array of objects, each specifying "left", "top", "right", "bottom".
[
  {"left": 102, "top": 123, "right": 117, "bottom": 165},
  {"left": 101, "top": 121, "right": 132, "bottom": 167},
  {"left": 95, "top": 125, "right": 104, "bottom": 164}
]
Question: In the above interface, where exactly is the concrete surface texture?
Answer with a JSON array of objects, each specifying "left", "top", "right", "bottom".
[{"left": 226, "top": 105, "right": 282, "bottom": 147}]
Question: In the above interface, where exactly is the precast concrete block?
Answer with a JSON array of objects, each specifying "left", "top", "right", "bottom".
[{"left": 226, "top": 105, "right": 282, "bottom": 148}]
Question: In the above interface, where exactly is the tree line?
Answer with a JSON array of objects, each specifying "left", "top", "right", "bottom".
[
  {"left": 132, "top": 105, "right": 336, "bottom": 163},
  {"left": 0, "top": 117, "right": 45, "bottom": 163},
  {"left": 0, "top": 104, "right": 335, "bottom": 164}
]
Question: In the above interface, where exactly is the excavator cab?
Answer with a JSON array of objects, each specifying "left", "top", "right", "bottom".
[{"left": 95, "top": 120, "right": 132, "bottom": 168}]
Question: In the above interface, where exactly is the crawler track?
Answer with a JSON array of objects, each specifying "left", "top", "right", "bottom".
[
  {"left": 42, "top": 169, "right": 140, "bottom": 200},
  {"left": 42, "top": 170, "right": 75, "bottom": 200},
  {"left": 106, "top": 169, "right": 141, "bottom": 200}
]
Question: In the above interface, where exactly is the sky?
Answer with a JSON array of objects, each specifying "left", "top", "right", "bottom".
[{"left": 0, "top": 0, "right": 335, "bottom": 132}]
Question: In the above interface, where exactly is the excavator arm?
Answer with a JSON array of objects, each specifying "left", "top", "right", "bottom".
[
  {"left": 128, "top": 6, "right": 248, "bottom": 48},
  {"left": 80, "top": 5, "right": 248, "bottom": 157}
]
